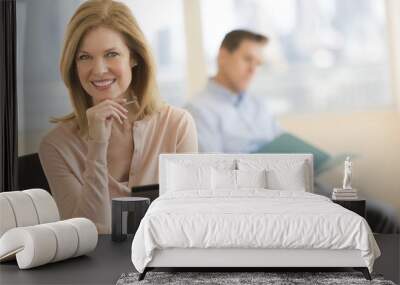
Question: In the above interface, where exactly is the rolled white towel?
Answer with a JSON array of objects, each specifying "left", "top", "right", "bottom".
[
  {"left": 23, "top": 189, "right": 60, "bottom": 224},
  {"left": 42, "top": 220, "right": 79, "bottom": 262},
  {"left": 0, "top": 189, "right": 59, "bottom": 237},
  {"left": 64, "top": 218, "right": 98, "bottom": 257},
  {"left": 0, "top": 196, "right": 17, "bottom": 237},
  {"left": 0, "top": 225, "right": 57, "bottom": 268},
  {"left": 0, "top": 191, "right": 39, "bottom": 228},
  {"left": 0, "top": 218, "right": 98, "bottom": 269}
]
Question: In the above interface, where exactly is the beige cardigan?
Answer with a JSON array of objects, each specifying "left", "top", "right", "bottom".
[{"left": 39, "top": 105, "right": 198, "bottom": 233}]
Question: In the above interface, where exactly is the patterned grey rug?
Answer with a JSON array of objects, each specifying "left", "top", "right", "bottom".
[{"left": 116, "top": 271, "right": 396, "bottom": 285}]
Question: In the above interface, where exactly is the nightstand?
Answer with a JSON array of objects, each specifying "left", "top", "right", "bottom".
[
  {"left": 332, "top": 199, "right": 366, "bottom": 218},
  {"left": 111, "top": 197, "right": 150, "bottom": 242}
]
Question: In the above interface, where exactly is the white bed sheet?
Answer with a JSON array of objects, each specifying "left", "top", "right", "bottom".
[{"left": 131, "top": 190, "right": 380, "bottom": 273}]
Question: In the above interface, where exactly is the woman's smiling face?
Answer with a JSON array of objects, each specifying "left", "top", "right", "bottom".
[{"left": 76, "top": 26, "right": 135, "bottom": 105}]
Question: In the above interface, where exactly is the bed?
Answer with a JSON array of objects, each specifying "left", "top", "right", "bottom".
[{"left": 131, "top": 154, "right": 380, "bottom": 280}]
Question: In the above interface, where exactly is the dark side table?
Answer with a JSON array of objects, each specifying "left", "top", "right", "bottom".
[
  {"left": 112, "top": 197, "right": 150, "bottom": 242},
  {"left": 332, "top": 199, "right": 366, "bottom": 218}
]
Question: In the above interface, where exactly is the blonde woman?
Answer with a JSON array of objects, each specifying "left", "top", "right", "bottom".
[{"left": 39, "top": 0, "right": 198, "bottom": 233}]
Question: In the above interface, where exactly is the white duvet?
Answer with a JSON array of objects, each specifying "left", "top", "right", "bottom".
[{"left": 131, "top": 190, "right": 380, "bottom": 273}]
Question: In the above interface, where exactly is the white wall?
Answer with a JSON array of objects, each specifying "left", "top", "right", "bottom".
[{"left": 280, "top": 110, "right": 400, "bottom": 218}]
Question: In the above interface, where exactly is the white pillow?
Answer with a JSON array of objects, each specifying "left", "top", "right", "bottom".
[
  {"left": 266, "top": 162, "right": 306, "bottom": 191},
  {"left": 167, "top": 162, "right": 212, "bottom": 191},
  {"left": 212, "top": 168, "right": 236, "bottom": 190},
  {"left": 238, "top": 159, "right": 308, "bottom": 191},
  {"left": 211, "top": 169, "right": 268, "bottom": 190},
  {"left": 237, "top": 169, "right": 268, "bottom": 189}
]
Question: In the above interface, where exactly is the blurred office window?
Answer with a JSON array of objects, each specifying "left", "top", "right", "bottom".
[
  {"left": 17, "top": 0, "right": 185, "bottom": 155},
  {"left": 121, "top": 0, "right": 187, "bottom": 106},
  {"left": 201, "top": 0, "right": 392, "bottom": 115},
  {"left": 16, "top": 0, "right": 83, "bottom": 155}
]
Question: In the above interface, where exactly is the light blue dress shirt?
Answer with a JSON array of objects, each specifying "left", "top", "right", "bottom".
[{"left": 186, "top": 79, "right": 282, "bottom": 153}]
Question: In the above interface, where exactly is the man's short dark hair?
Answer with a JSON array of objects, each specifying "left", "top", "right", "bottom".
[{"left": 220, "top": 29, "right": 269, "bottom": 52}]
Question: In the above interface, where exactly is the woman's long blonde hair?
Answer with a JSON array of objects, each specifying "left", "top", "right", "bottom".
[{"left": 54, "top": 0, "right": 163, "bottom": 135}]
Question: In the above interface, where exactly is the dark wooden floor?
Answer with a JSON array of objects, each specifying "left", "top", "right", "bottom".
[
  {"left": 373, "top": 234, "right": 400, "bottom": 284},
  {"left": 0, "top": 234, "right": 398, "bottom": 284}
]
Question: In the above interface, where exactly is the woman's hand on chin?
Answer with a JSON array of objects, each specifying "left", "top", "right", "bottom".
[{"left": 86, "top": 98, "right": 129, "bottom": 142}]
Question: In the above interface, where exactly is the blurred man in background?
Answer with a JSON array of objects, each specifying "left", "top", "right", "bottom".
[{"left": 186, "top": 29, "right": 282, "bottom": 153}]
